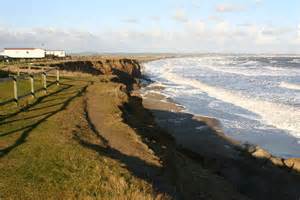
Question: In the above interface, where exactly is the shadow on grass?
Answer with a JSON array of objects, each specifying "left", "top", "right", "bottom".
[
  {"left": 0, "top": 70, "right": 9, "bottom": 78},
  {"left": 74, "top": 135, "right": 165, "bottom": 188},
  {"left": 0, "top": 84, "right": 89, "bottom": 158},
  {"left": 73, "top": 96, "right": 178, "bottom": 199},
  {"left": 0, "top": 84, "right": 72, "bottom": 122}
]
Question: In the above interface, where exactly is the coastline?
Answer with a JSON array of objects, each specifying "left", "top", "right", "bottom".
[
  {"left": 140, "top": 56, "right": 300, "bottom": 158},
  {"left": 139, "top": 59, "right": 300, "bottom": 160},
  {"left": 57, "top": 56, "right": 300, "bottom": 198},
  {"left": 139, "top": 83, "right": 300, "bottom": 161},
  {"left": 138, "top": 89, "right": 241, "bottom": 159},
  {"left": 136, "top": 59, "right": 300, "bottom": 198},
  {"left": 1, "top": 56, "right": 300, "bottom": 199}
]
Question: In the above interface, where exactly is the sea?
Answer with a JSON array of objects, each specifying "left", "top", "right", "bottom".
[{"left": 141, "top": 55, "right": 300, "bottom": 158}]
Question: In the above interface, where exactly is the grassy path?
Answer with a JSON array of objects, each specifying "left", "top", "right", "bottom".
[{"left": 0, "top": 76, "right": 166, "bottom": 199}]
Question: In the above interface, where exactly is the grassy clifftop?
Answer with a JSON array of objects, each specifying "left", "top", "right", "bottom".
[
  {"left": 0, "top": 58, "right": 245, "bottom": 200},
  {"left": 0, "top": 58, "right": 170, "bottom": 199},
  {"left": 0, "top": 75, "right": 169, "bottom": 199}
]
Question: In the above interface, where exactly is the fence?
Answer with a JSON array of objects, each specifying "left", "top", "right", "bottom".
[{"left": 0, "top": 67, "right": 60, "bottom": 106}]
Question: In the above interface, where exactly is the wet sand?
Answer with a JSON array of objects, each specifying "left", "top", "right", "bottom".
[
  {"left": 139, "top": 87, "right": 300, "bottom": 162},
  {"left": 140, "top": 91, "right": 241, "bottom": 160}
]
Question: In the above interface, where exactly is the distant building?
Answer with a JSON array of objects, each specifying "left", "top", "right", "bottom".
[
  {"left": 45, "top": 50, "right": 66, "bottom": 58},
  {"left": 0, "top": 48, "right": 66, "bottom": 59},
  {"left": 1, "top": 48, "right": 45, "bottom": 59}
]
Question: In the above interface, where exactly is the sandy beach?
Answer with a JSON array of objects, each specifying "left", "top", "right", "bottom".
[{"left": 141, "top": 91, "right": 240, "bottom": 159}]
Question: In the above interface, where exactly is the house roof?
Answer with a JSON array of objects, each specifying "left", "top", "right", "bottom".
[{"left": 4, "top": 48, "right": 41, "bottom": 50}]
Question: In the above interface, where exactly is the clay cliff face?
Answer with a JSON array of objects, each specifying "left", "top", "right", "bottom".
[
  {"left": 50, "top": 58, "right": 141, "bottom": 89},
  {"left": 51, "top": 59, "right": 141, "bottom": 77}
]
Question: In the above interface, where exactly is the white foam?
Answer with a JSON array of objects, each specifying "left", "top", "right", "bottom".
[
  {"left": 240, "top": 60, "right": 259, "bottom": 66},
  {"left": 288, "top": 59, "right": 300, "bottom": 64},
  {"left": 146, "top": 82, "right": 166, "bottom": 89},
  {"left": 279, "top": 82, "right": 300, "bottom": 91},
  {"left": 182, "top": 56, "right": 300, "bottom": 77},
  {"left": 202, "top": 64, "right": 298, "bottom": 77},
  {"left": 161, "top": 71, "right": 300, "bottom": 138},
  {"left": 144, "top": 57, "right": 300, "bottom": 139}
]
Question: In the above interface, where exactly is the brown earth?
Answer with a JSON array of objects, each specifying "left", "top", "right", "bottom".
[{"left": 83, "top": 81, "right": 249, "bottom": 200}]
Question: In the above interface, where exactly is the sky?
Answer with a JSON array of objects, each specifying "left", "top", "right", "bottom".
[{"left": 0, "top": 0, "right": 300, "bottom": 53}]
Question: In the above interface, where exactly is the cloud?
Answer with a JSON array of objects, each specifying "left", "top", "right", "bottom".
[
  {"left": 255, "top": 32, "right": 277, "bottom": 45},
  {"left": 150, "top": 16, "right": 161, "bottom": 22},
  {"left": 0, "top": 23, "right": 299, "bottom": 54},
  {"left": 215, "top": 3, "right": 246, "bottom": 13},
  {"left": 296, "top": 24, "right": 300, "bottom": 43},
  {"left": 191, "top": 0, "right": 201, "bottom": 8},
  {"left": 187, "top": 20, "right": 206, "bottom": 33},
  {"left": 208, "top": 15, "right": 224, "bottom": 22},
  {"left": 255, "top": 0, "right": 263, "bottom": 5},
  {"left": 122, "top": 17, "right": 139, "bottom": 24},
  {"left": 172, "top": 9, "right": 188, "bottom": 23},
  {"left": 261, "top": 27, "right": 292, "bottom": 36},
  {"left": 237, "top": 23, "right": 253, "bottom": 27},
  {"left": 0, "top": 27, "right": 104, "bottom": 52},
  {"left": 215, "top": 21, "right": 231, "bottom": 34}
]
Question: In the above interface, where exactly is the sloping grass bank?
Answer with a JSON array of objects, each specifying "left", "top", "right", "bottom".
[{"left": 0, "top": 76, "right": 167, "bottom": 199}]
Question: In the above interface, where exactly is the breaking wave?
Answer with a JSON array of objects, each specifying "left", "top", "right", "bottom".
[
  {"left": 280, "top": 82, "right": 300, "bottom": 91},
  {"left": 162, "top": 71, "right": 300, "bottom": 137},
  {"left": 142, "top": 56, "right": 300, "bottom": 157}
]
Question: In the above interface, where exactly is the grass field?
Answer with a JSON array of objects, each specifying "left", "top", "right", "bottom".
[
  {"left": 0, "top": 75, "right": 164, "bottom": 199},
  {"left": 0, "top": 75, "right": 58, "bottom": 104}
]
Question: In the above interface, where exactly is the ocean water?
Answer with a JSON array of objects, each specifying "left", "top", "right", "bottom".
[{"left": 142, "top": 55, "right": 300, "bottom": 158}]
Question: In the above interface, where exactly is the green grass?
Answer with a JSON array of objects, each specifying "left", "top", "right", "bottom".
[
  {"left": 0, "top": 70, "right": 8, "bottom": 78},
  {"left": 0, "top": 62, "right": 6, "bottom": 69},
  {"left": 0, "top": 79, "right": 14, "bottom": 102},
  {"left": 0, "top": 75, "right": 57, "bottom": 104},
  {"left": 0, "top": 76, "right": 164, "bottom": 200}
]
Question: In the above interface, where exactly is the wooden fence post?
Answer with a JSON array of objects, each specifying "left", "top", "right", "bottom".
[
  {"left": 30, "top": 74, "right": 35, "bottom": 98},
  {"left": 56, "top": 68, "right": 60, "bottom": 86},
  {"left": 42, "top": 71, "right": 47, "bottom": 93},
  {"left": 13, "top": 76, "right": 18, "bottom": 104}
]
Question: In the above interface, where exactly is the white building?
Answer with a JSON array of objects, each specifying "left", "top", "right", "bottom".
[
  {"left": 0, "top": 48, "right": 66, "bottom": 59},
  {"left": 1, "top": 48, "right": 45, "bottom": 59},
  {"left": 45, "top": 50, "right": 66, "bottom": 58}
]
